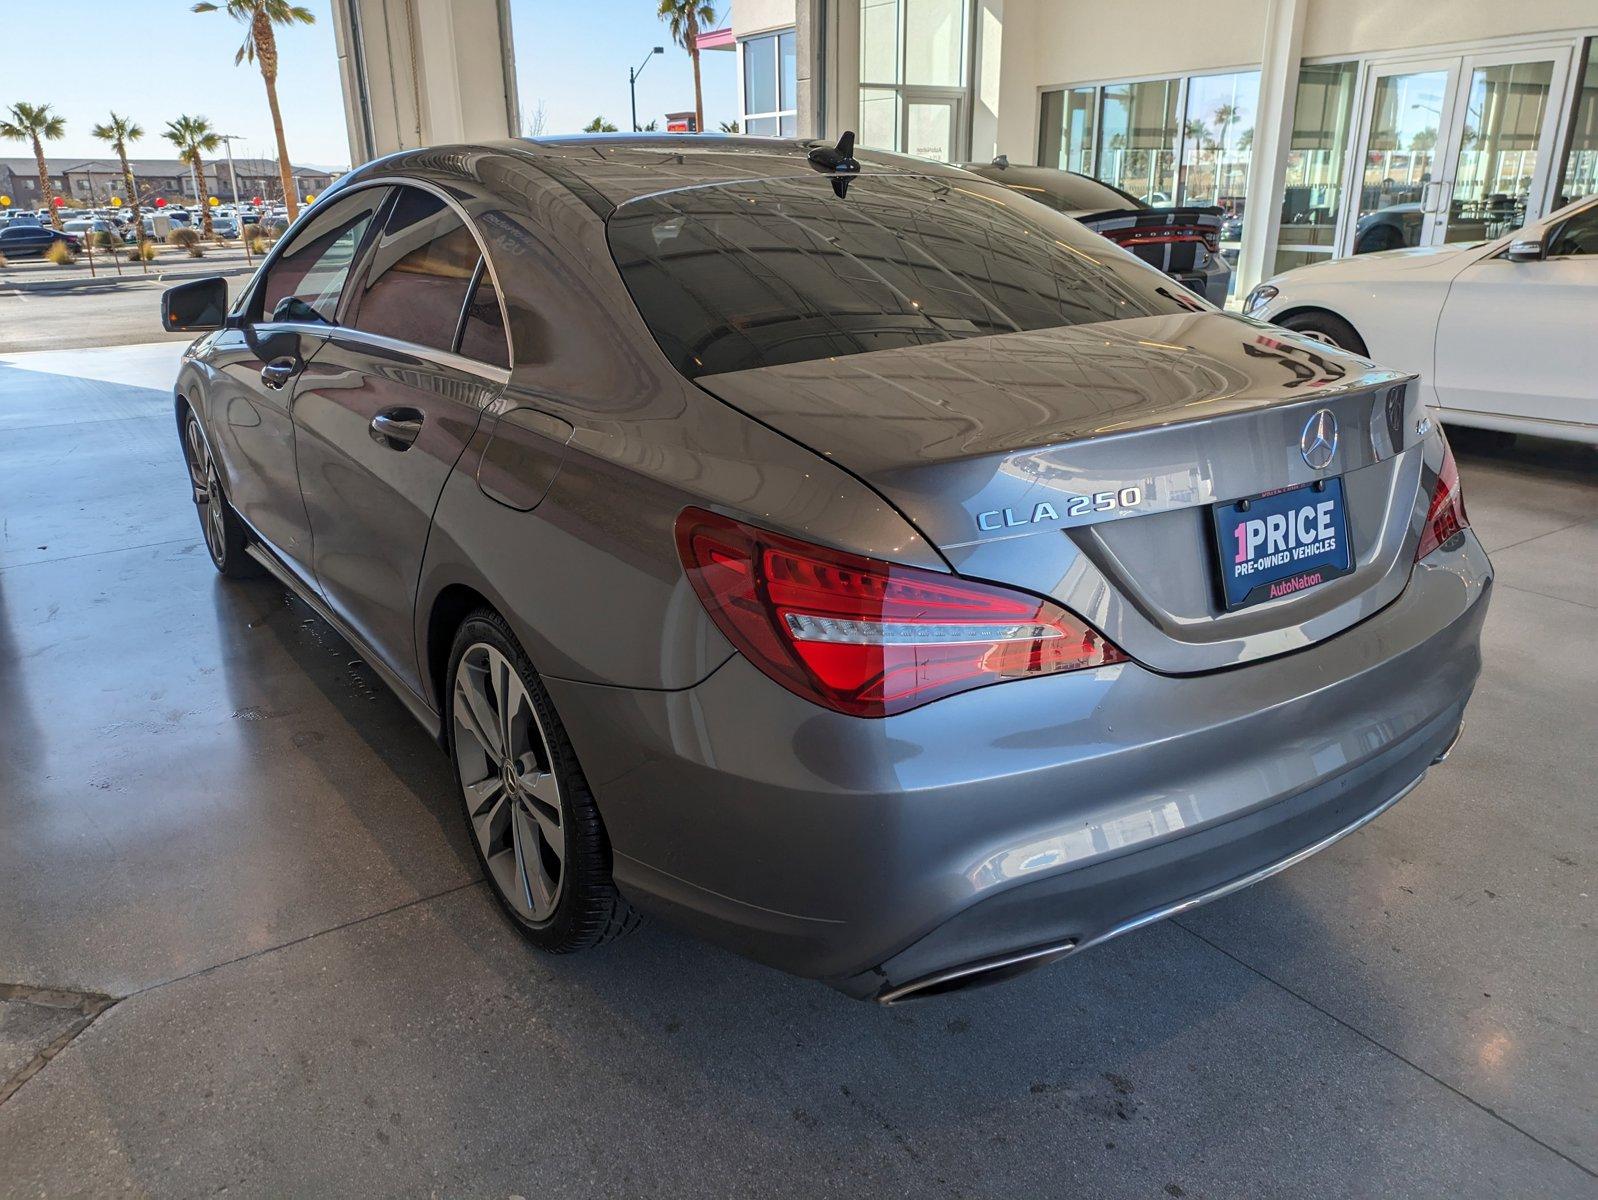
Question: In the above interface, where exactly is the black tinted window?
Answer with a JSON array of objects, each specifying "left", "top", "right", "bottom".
[
  {"left": 457, "top": 266, "right": 510, "bottom": 368},
  {"left": 351, "top": 187, "right": 479, "bottom": 351},
  {"left": 1548, "top": 205, "right": 1598, "bottom": 257},
  {"left": 607, "top": 174, "right": 1196, "bottom": 378},
  {"left": 258, "top": 190, "right": 385, "bottom": 323}
]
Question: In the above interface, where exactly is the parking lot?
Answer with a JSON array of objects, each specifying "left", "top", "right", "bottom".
[{"left": 0, "top": 329, "right": 1592, "bottom": 1197}]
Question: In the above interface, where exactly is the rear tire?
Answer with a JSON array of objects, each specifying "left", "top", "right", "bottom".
[
  {"left": 1277, "top": 310, "right": 1369, "bottom": 357},
  {"left": 181, "top": 408, "right": 260, "bottom": 579},
  {"left": 447, "top": 609, "right": 640, "bottom": 953}
]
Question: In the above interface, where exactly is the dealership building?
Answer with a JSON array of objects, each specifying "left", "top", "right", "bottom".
[{"left": 328, "top": 0, "right": 1597, "bottom": 299}]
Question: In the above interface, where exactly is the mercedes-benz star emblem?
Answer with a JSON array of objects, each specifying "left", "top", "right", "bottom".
[{"left": 1300, "top": 409, "right": 1338, "bottom": 470}]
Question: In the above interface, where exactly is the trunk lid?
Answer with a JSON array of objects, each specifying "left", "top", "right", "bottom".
[
  {"left": 696, "top": 311, "right": 1429, "bottom": 673},
  {"left": 1077, "top": 205, "right": 1224, "bottom": 278}
]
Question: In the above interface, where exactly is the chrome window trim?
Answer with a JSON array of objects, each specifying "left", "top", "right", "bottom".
[{"left": 314, "top": 324, "right": 512, "bottom": 386}]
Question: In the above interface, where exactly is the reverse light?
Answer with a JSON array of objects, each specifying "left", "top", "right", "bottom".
[
  {"left": 1415, "top": 436, "right": 1469, "bottom": 561},
  {"left": 675, "top": 508, "right": 1126, "bottom": 718}
]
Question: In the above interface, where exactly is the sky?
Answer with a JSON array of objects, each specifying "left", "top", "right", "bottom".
[{"left": 0, "top": 0, "right": 739, "bottom": 171}]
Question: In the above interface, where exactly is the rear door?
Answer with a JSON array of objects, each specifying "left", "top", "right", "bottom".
[{"left": 291, "top": 184, "right": 510, "bottom": 696}]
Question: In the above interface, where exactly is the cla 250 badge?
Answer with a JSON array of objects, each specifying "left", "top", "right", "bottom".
[{"left": 976, "top": 488, "right": 1144, "bottom": 532}]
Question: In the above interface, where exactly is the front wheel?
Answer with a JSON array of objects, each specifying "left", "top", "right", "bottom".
[
  {"left": 447, "top": 610, "right": 639, "bottom": 953},
  {"left": 1277, "top": 310, "right": 1369, "bottom": 357},
  {"left": 182, "top": 409, "right": 258, "bottom": 578}
]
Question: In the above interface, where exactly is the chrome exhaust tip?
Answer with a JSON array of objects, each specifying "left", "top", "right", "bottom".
[
  {"left": 1432, "top": 721, "right": 1465, "bottom": 765},
  {"left": 877, "top": 939, "right": 1080, "bottom": 1005}
]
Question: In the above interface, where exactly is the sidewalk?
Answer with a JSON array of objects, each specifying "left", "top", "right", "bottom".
[{"left": 0, "top": 245, "right": 262, "bottom": 294}]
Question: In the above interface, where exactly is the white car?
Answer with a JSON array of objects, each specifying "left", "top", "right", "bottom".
[{"left": 1244, "top": 195, "right": 1598, "bottom": 445}]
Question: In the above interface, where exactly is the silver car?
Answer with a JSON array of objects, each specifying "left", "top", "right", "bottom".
[{"left": 160, "top": 135, "right": 1490, "bottom": 1002}]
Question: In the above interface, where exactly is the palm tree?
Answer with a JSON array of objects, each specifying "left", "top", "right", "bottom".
[
  {"left": 657, "top": 0, "right": 718, "bottom": 135},
  {"left": 583, "top": 116, "right": 619, "bottom": 133},
  {"left": 1212, "top": 104, "right": 1239, "bottom": 157},
  {"left": 0, "top": 102, "right": 66, "bottom": 230},
  {"left": 92, "top": 112, "right": 145, "bottom": 240},
  {"left": 163, "top": 115, "right": 222, "bottom": 238},
  {"left": 191, "top": 0, "right": 314, "bottom": 221}
]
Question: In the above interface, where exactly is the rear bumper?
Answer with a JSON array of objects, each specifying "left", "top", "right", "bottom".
[{"left": 546, "top": 531, "right": 1491, "bottom": 999}]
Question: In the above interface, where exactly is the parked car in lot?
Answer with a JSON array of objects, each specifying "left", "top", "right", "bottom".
[
  {"left": 961, "top": 159, "right": 1232, "bottom": 304},
  {"left": 1245, "top": 194, "right": 1598, "bottom": 444},
  {"left": 163, "top": 136, "right": 1489, "bottom": 1002},
  {"left": 0, "top": 223, "right": 82, "bottom": 257}
]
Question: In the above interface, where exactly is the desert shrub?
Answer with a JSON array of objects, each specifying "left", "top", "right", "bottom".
[
  {"left": 44, "top": 239, "right": 77, "bottom": 265},
  {"left": 88, "top": 230, "right": 116, "bottom": 249},
  {"left": 248, "top": 236, "right": 269, "bottom": 255},
  {"left": 186, "top": 242, "right": 205, "bottom": 258},
  {"left": 167, "top": 226, "right": 200, "bottom": 248},
  {"left": 0, "top": 251, "right": 8, "bottom": 267},
  {"left": 129, "top": 240, "right": 157, "bottom": 262},
  {"left": 242, "top": 223, "right": 262, "bottom": 241}
]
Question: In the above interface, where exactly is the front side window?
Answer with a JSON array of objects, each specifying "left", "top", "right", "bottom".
[
  {"left": 1547, "top": 203, "right": 1598, "bottom": 256},
  {"left": 608, "top": 174, "right": 1196, "bottom": 379},
  {"left": 257, "top": 189, "right": 386, "bottom": 323},
  {"left": 349, "top": 187, "right": 480, "bottom": 352}
]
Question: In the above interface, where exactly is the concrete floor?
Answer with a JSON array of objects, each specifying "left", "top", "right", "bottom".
[{"left": 0, "top": 340, "right": 1593, "bottom": 1198}]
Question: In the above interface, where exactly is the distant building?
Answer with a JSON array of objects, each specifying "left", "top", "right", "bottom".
[{"left": 0, "top": 156, "right": 339, "bottom": 209}]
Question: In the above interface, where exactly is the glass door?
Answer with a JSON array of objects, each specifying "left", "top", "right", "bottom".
[
  {"left": 1438, "top": 49, "right": 1570, "bottom": 244},
  {"left": 1343, "top": 48, "right": 1573, "bottom": 254},
  {"left": 1346, "top": 60, "right": 1459, "bottom": 254},
  {"left": 902, "top": 92, "right": 962, "bottom": 161}
]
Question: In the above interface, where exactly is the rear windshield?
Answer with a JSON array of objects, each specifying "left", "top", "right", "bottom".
[
  {"left": 969, "top": 167, "right": 1144, "bottom": 214},
  {"left": 606, "top": 173, "right": 1200, "bottom": 379}
]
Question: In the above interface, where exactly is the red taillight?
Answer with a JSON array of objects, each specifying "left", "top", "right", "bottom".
[
  {"left": 1104, "top": 225, "right": 1220, "bottom": 254},
  {"left": 674, "top": 508, "right": 1127, "bottom": 718},
  {"left": 1416, "top": 437, "right": 1469, "bottom": 561}
]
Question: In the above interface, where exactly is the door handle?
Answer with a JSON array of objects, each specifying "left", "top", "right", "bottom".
[
  {"left": 369, "top": 406, "right": 425, "bottom": 450},
  {"left": 260, "top": 356, "right": 299, "bottom": 390}
]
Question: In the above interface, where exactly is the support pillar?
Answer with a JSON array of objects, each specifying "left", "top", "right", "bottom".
[
  {"left": 1234, "top": 0, "right": 1307, "bottom": 297},
  {"left": 330, "top": 0, "right": 521, "bottom": 164}
]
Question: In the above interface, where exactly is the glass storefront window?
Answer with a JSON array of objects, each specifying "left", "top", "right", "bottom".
[
  {"left": 1556, "top": 39, "right": 1598, "bottom": 207},
  {"left": 858, "top": 0, "right": 970, "bottom": 159},
  {"left": 1037, "top": 86, "right": 1097, "bottom": 175},
  {"left": 740, "top": 29, "right": 797, "bottom": 138},
  {"left": 1179, "top": 71, "right": 1259, "bottom": 293},
  {"left": 1098, "top": 79, "right": 1178, "bottom": 204},
  {"left": 1274, "top": 61, "right": 1357, "bottom": 274}
]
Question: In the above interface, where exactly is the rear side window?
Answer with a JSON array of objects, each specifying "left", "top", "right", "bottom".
[
  {"left": 457, "top": 266, "right": 510, "bottom": 368},
  {"left": 350, "top": 187, "right": 480, "bottom": 352},
  {"left": 607, "top": 174, "right": 1196, "bottom": 379},
  {"left": 258, "top": 189, "right": 386, "bottom": 323}
]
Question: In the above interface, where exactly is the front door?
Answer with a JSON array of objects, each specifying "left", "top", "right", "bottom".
[
  {"left": 1344, "top": 48, "right": 1572, "bottom": 255},
  {"left": 1433, "top": 203, "right": 1598, "bottom": 431},
  {"left": 291, "top": 186, "right": 509, "bottom": 697},
  {"left": 204, "top": 187, "right": 389, "bottom": 586}
]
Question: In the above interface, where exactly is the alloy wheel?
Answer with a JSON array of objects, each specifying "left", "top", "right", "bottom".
[
  {"left": 185, "top": 416, "right": 227, "bottom": 566},
  {"left": 453, "top": 643, "right": 566, "bottom": 923}
]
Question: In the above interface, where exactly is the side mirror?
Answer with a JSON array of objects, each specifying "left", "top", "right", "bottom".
[
  {"left": 162, "top": 275, "right": 229, "bottom": 332},
  {"left": 1504, "top": 238, "right": 1545, "bottom": 263}
]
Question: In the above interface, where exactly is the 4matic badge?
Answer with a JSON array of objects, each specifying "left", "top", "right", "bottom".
[{"left": 976, "top": 487, "right": 1144, "bottom": 533}]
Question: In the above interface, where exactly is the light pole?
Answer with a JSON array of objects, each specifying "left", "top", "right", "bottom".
[
  {"left": 217, "top": 134, "right": 244, "bottom": 209},
  {"left": 630, "top": 46, "right": 664, "bottom": 132}
]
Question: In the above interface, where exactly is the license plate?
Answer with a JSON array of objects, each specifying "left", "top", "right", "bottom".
[{"left": 1211, "top": 479, "right": 1352, "bottom": 611}]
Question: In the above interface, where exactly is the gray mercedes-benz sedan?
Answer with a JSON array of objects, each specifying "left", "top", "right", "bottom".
[{"left": 161, "top": 135, "right": 1490, "bottom": 1002}]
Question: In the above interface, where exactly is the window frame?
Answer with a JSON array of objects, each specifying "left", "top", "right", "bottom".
[
  {"left": 244, "top": 178, "right": 514, "bottom": 378},
  {"left": 856, "top": 0, "right": 975, "bottom": 160},
  {"left": 738, "top": 28, "right": 798, "bottom": 136}
]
